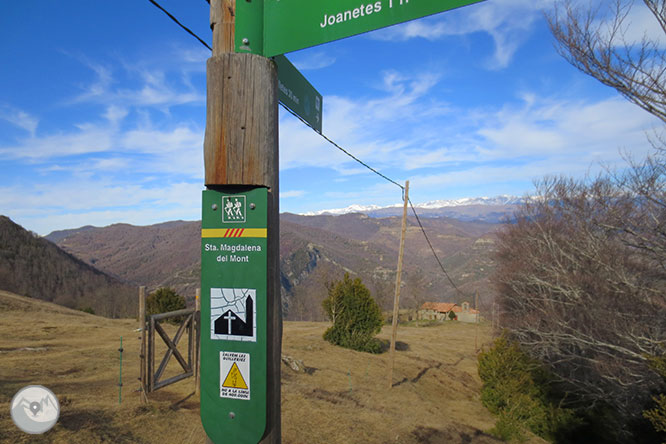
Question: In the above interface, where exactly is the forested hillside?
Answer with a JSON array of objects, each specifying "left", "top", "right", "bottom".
[
  {"left": 0, "top": 216, "right": 136, "bottom": 318},
  {"left": 47, "top": 213, "right": 501, "bottom": 321}
]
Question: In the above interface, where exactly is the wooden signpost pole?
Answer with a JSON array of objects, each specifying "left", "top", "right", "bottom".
[
  {"left": 388, "top": 181, "right": 409, "bottom": 388},
  {"left": 203, "top": 0, "right": 280, "bottom": 442}
]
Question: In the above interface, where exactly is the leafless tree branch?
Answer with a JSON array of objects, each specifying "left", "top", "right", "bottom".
[{"left": 548, "top": 0, "right": 666, "bottom": 123}]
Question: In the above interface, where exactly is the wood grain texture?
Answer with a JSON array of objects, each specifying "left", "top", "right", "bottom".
[
  {"left": 210, "top": 0, "right": 235, "bottom": 56},
  {"left": 204, "top": 53, "right": 279, "bottom": 190}
]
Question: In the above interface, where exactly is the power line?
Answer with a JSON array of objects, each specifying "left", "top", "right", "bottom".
[
  {"left": 146, "top": 0, "right": 212, "bottom": 51},
  {"left": 279, "top": 104, "right": 405, "bottom": 191},
  {"left": 280, "top": 104, "right": 467, "bottom": 298},
  {"left": 147, "top": 0, "right": 467, "bottom": 299},
  {"left": 408, "top": 199, "right": 468, "bottom": 299}
]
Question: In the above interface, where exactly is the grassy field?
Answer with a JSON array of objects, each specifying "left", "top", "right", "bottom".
[{"left": 0, "top": 290, "right": 538, "bottom": 443}]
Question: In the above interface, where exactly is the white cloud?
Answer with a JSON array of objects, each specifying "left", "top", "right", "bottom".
[
  {"left": 103, "top": 105, "right": 128, "bottom": 125},
  {"left": 280, "top": 67, "right": 447, "bottom": 173},
  {"left": 0, "top": 105, "right": 39, "bottom": 136},
  {"left": 372, "top": 0, "right": 551, "bottom": 69},
  {"left": 0, "top": 126, "right": 114, "bottom": 160},
  {"left": 71, "top": 53, "right": 205, "bottom": 109},
  {"left": 587, "top": 1, "right": 666, "bottom": 48},
  {"left": 1, "top": 180, "right": 202, "bottom": 235},
  {"left": 477, "top": 95, "right": 657, "bottom": 158},
  {"left": 280, "top": 190, "right": 306, "bottom": 198},
  {"left": 292, "top": 52, "right": 337, "bottom": 70}
]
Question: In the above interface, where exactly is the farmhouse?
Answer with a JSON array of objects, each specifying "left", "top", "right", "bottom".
[
  {"left": 452, "top": 301, "right": 480, "bottom": 323},
  {"left": 419, "top": 302, "right": 457, "bottom": 321},
  {"left": 419, "top": 301, "right": 479, "bottom": 323}
]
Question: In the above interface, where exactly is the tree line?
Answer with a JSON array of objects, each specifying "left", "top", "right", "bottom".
[{"left": 483, "top": 1, "right": 666, "bottom": 442}]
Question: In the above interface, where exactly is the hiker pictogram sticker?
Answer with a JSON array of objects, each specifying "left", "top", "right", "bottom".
[
  {"left": 223, "top": 195, "right": 246, "bottom": 223},
  {"left": 220, "top": 352, "right": 250, "bottom": 400}
]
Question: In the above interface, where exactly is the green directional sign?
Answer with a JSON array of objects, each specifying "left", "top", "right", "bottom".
[
  {"left": 275, "top": 55, "right": 323, "bottom": 133},
  {"left": 200, "top": 187, "right": 268, "bottom": 444},
  {"left": 263, "top": 0, "right": 484, "bottom": 57}
]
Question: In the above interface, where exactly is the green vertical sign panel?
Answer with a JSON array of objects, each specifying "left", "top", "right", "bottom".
[
  {"left": 275, "top": 55, "right": 323, "bottom": 133},
  {"left": 234, "top": 0, "right": 264, "bottom": 55},
  {"left": 264, "top": 0, "right": 485, "bottom": 57},
  {"left": 200, "top": 187, "right": 268, "bottom": 444}
]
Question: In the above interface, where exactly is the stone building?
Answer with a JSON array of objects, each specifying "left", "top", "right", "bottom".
[{"left": 419, "top": 301, "right": 479, "bottom": 323}]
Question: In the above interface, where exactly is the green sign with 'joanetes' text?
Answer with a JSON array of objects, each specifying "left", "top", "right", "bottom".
[{"left": 263, "top": 0, "right": 484, "bottom": 57}]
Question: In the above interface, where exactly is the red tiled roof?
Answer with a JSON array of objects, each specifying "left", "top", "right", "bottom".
[
  {"left": 452, "top": 305, "right": 480, "bottom": 314},
  {"left": 421, "top": 302, "right": 457, "bottom": 313}
]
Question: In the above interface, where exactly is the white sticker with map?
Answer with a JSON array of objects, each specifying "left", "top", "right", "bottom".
[{"left": 210, "top": 288, "right": 257, "bottom": 342}]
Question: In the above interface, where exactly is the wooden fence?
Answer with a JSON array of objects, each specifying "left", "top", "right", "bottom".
[{"left": 140, "top": 306, "right": 200, "bottom": 394}]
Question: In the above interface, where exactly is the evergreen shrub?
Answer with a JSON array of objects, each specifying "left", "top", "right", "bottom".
[{"left": 322, "top": 273, "right": 383, "bottom": 353}]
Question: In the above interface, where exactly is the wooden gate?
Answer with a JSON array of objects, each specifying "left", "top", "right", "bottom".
[{"left": 141, "top": 308, "right": 200, "bottom": 393}]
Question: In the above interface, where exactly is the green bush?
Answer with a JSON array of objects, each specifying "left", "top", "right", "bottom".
[
  {"left": 644, "top": 355, "right": 666, "bottom": 437},
  {"left": 322, "top": 273, "right": 383, "bottom": 353},
  {"left": 146, "top": 287, "right": 186, "bottom": 316},
  {"left": 79, "top": 306, "right": 95, "bottom": 315},
  {"left": 478, "top": 332, "right": 578, "bottom": 442}
]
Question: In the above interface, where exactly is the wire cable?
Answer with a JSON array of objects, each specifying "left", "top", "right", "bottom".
[
  {"left": 279, "top": 104, "right": 467, "bottom": 297},
  {"left": 281, "top": 103, "right": 467, "bottom": 297},
  {"left": 408, "top": 198, "right": 468, "bottom": 298},
  {"left": 279, "top": 104, "right": 405, "bottom": 191},
  {"left": 145, "top": 1, "right": 466, "bottom": 298},
  {"left": 147, "top": 0, "right": 212, "bottom": 51}
]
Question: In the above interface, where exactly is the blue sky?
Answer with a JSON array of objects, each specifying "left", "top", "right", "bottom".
[{"left": 1, "top": 0, "right": 661, "bottom": 235}]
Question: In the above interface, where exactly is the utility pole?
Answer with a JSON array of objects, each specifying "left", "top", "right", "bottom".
[
  {"left": 388, "top": 181, "right": 409, "bottom": 388},
  {"left": 474, "top": 290, "right": 479, "bottom": 353},
  {"left": 201, "top": 0, "right": 281, "bottom": 442}
]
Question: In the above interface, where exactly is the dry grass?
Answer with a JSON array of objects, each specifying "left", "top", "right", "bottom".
[
  {"left": 0, "top": 290, "right": 203, "bottom": 444},
  {"left": 0, "top": 290, "right": 540, "bottom": 443}
]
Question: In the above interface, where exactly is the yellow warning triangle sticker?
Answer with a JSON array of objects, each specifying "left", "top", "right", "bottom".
[{"left": 222, "top": 362, "right": 248, "bottom": 389}]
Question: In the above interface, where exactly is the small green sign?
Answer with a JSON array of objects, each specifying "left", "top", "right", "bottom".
[
  {"left": 201, "top": 187, "right": 268, "bottom": 444},
  {"left": 275, "top": 55, "right": 323, "bottom": 133},
  {"left": 263, "top": 0, "right": 484, "bottom": 57}
]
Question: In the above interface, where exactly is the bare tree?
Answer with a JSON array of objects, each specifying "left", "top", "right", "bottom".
[
  {"left": 548, "top": 0, "right": 666, "bottom": 123},
  {"left": 493, "top": 150, "right": 666, "bottom": 420}
]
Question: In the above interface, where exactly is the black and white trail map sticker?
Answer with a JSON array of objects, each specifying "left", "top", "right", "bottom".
[
  {"left": 220, "top": 352, "right": 251, "bottom": 400},
  {"left": 211, "top": 288, "right": 257, "bottom": 342}
]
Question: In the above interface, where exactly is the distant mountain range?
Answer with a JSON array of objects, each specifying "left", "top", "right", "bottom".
[
  {"left": 43, "top": 213, "right": 504, "bottom": 321},
  {"left": 0, "top": 197, "right": 516, "bottom": 320},
  {"left": 302, "top": 195, "right": 523, "bottom": 223}
]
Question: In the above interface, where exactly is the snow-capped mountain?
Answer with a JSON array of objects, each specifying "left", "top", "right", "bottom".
[
  {"left": 301, "top": 203, "right": 397, "bottom": 216},
  {"left": 301, "top": 195, "right": 523, "bottom": 223},
  {"left": 415, "top": 195, "right": 523, "bottom": 209}
]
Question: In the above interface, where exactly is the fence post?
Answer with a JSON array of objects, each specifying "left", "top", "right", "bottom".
[{"left": 139, "top": 286, "right": 147, "bottom": 403}]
